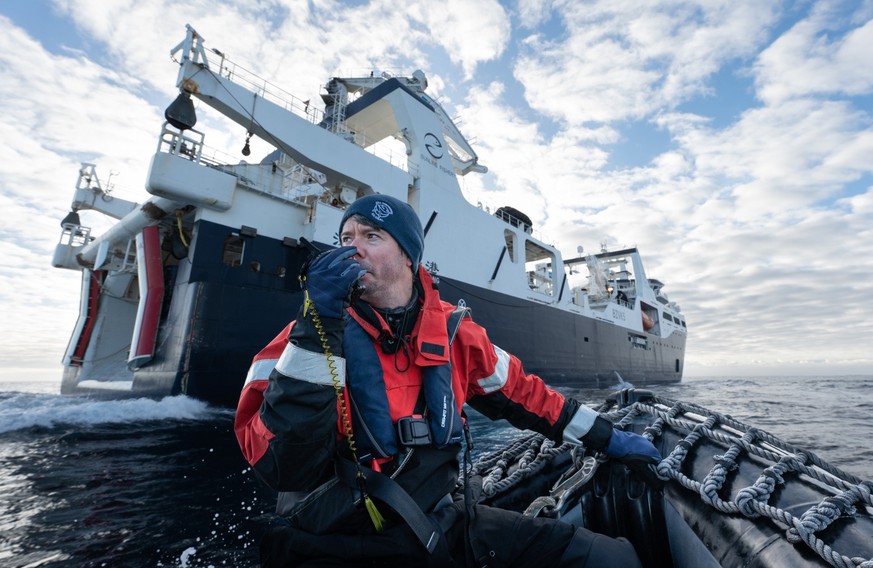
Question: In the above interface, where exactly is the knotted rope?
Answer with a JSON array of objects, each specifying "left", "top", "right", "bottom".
[{"left": 469, "top": 394, "right": 873, "bottom": 568}]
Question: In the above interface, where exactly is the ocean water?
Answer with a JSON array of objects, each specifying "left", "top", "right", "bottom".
[{"left": 1, "top": 375, "right": 871, "bottom": 567}]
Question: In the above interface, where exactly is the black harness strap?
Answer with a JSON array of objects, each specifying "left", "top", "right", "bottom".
[{"left": 336, "top": 458, "right": 440, "bottom": 553}]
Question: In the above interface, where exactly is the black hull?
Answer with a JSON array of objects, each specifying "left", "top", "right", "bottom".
[
  {"left": 89, "top": 222, "right": 683, "bottom": 406},
  {"left": 127, "top": 220, "right": 313, "bottom": 407},
  {"left": 437, "top": 277, "right": 685, "bottom": 388}
]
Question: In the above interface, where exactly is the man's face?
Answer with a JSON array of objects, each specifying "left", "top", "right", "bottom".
[{"left": 339, "top": 218, "right": 413, "bottom": 309}]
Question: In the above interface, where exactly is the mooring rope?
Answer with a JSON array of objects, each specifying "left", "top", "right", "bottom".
[
  {"left": 469, "top": 434, "right": 573, "bottom": 497},
  {"left": 468, "top": 394, "right": 873, "bottom": 568}
]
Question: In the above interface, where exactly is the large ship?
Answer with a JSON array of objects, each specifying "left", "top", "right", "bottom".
[{"left": 52, "top": 26, "right": 687, "bottom": 407}]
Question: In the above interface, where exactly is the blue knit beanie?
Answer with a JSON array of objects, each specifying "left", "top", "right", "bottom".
[{"left": 339, "top": 194, "right": 424, "bottom": 270}]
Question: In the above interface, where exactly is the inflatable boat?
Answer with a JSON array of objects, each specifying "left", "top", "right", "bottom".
[{"left": 474, "top": 389, "right": 873, "bottom": 567}]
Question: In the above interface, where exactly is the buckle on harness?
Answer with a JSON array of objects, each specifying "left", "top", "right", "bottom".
[{"left": 397, "top": 415, "right": 432, "bottom": 446}]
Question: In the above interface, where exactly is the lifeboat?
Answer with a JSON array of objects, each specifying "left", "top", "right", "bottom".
[{"left": 642, "top": 310, "right": 655, "bottom": 331}]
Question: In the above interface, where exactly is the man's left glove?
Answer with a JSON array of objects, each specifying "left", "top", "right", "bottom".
[
  {"left": 605, "top": 429, "right": 662, "bottom": 486},
  {"left": 562, "top": 402, "right": 663, "bottom": 486},
  {"left": 302, "top": 246, "right": 366, "bottom": 318}
]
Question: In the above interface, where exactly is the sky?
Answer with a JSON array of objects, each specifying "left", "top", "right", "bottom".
[{"left": 0, "top": 0, "right": 871, "bottom": 384}]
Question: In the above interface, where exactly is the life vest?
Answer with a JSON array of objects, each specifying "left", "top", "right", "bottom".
[{"left": 342, "top": 269, "right": 466, "bottom": 460}]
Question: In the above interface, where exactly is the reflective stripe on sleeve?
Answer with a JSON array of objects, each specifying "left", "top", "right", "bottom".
[
  {"left": 244, "top": 357, "right": 279, "bottom": 386},
  {"left": 275, "top": 342, "right": 346, "bottom": 387},
  {"left": 477, "top": 345, "right": 511, "bottom": 393},
  {"left": 562, "top": 405, "right": 599, "bottom": 445}
]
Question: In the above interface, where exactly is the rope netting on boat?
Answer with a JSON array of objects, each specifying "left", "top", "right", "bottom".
[{"left": 467, "top": 391, "right": 873, "bottom": 568}]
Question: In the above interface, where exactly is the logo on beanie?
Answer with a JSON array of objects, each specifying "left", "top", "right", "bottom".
[{"left": 371, "top": 201, "right": 393, "bottom": 222}]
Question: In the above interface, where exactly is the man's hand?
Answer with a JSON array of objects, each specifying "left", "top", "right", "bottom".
[
  {"left": 605, "top": 429, "right": 663, "bottom": 486},
  {"left": 302, "top": 246, "right": 366, "bottom": 318}
]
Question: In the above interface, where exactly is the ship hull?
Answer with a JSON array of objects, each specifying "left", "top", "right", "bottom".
[
  {"left": 436, "top": 277, "right": 684, "bottom": 387},
  {"left": 121, "top": 220, "right": 311, "bottom": 407},
  {"left": 68, "top": 221, "right": 682, "bottom": 407},
  {"left": 56, "top": 37, "right": 686, "bottom": 407}
]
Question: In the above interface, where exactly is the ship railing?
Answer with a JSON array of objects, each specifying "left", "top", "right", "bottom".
[
  {"left": 587, "top": 295, "right": 614, "bottom": 310},
  {"left": 348, "top": 130, "right": 408, "bottom": 171},
  {"left": 570, "top": 287, "right": 632, "bottom": 312},
  {"left": 496, "top": 208, "right": 533, "bottom": 234},
  {"left": 217, "top": 57, "right": 325, "bottom": 126},
  {"left": 155, "top": 124, "right": 326, "bottom": 207},
  {"left": 213, "top": 55, "right": 407, "bottom": 172},
  {"left": 469, "top": 196, "right": 554, "bottom": 246},
  {"left": 58, "top": 223, "right": 92, "bottom": 248},
  {"left": 157, "top": 124, "right": 207, "bottom": 163}
]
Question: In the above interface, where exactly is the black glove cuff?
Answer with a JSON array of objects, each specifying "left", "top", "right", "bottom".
[
  {"left": 583, "top": 415, "right": 614, "bottom": 451},
  {"left": 290, "top": 308, "right": 345, "bottom": 354}
]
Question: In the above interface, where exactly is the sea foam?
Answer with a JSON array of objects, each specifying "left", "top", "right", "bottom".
[{"left": 0, "top": 393, "right": 219, "bottom": 434}]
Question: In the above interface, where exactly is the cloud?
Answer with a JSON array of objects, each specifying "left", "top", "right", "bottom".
[
  {"left": 754, "top": 5, "right": 873, "bottom": 104},
  {"left": 661, "top": 99, "right": 873, "bottom": 219},
  {"left": 1, "top": 1, "right": 872, "bottom": 383},
  {"left": 0, "top": 15, "right": 165, "bottom": 374},
  {"left": 516, "top": 0, "right": 553, "bottom": 29},
  {"left": 0, "top": 16, "right": 161, "bottom": 190},
  {"left": 513, "top": 0, "right": 779, "bottom": 125},
  {"left": 842, "top": 186, "right": 873, "bottom": 215},
  {"left": 455, "top": 80, "right": 620, "bottom": 229},
  {"left": 405, "top": 0, "right": 511, "bottom": 79}
]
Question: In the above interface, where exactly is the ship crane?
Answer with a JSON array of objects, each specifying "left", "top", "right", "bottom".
[
  {"left": 167, "top": 25, "right": 412, "bottom": 198},
  {"left": 68, "top": 164, "right": 138, "bottom": 220},
  {"left": 52, "top": 164, "right": 148, "bottom": 271}
]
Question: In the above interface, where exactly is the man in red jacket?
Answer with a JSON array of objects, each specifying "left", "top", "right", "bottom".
[{"left": 235, "top": 194, "right": 660, "bottom": 567}]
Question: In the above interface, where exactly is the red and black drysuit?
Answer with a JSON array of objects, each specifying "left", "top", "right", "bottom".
[{"left": 235, "top": 267, "right": 641, "bottom": 567}]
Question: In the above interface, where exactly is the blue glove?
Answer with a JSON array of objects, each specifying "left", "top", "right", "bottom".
[
  {"left": 302, "top": 246, "right": 366, "bottom": 318},
  {"left": 605, "top": 429, "right": 662, "bottom": 485}
]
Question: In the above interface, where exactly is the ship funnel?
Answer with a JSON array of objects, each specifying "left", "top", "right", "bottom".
[{"left": 165, "top": 92, "right": 197, "bottom": 130}]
